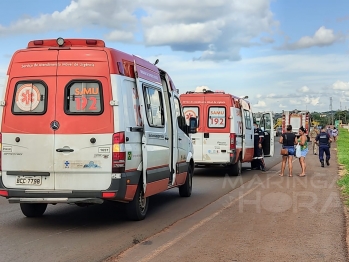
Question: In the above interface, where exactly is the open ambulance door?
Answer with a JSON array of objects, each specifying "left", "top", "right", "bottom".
[
  {"left": 260, "top": 111, "right": 274, "bottom": 157},
  {"left": 133, "top": 58, "right": 171, "bottom": 194},
  {"left": 239, "top": 99, "right": 253, "bottom": 161}
]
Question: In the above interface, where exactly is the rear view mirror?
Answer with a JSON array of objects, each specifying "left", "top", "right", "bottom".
[{"left": 188, "top": 117, "right": 198, "bottom": 133}]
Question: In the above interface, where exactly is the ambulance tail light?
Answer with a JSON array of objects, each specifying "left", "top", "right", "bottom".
[
  {"left": 102, "top": 192, "right": 116, "bottom": 199},
  {"left": 0, "top": 190, "right": 8, "bottom": 197},
  {"left": 112, "top": 132, "right": 126, "bottom": 173},
  {"left": 230, "top": 133, "right": 236, "bottom": 150}
]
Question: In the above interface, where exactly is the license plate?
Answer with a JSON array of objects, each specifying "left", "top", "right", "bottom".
[{"left": 16, "top": 176, "right": 42, "bottom": 185}]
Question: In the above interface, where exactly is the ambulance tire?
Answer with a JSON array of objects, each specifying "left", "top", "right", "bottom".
[
  {"left": 179, "top": 165, "right": 193, "bottom": 197},
  {"left": 126, "top": 183, "right": 149, "bottom": 221},
  {"left": 20, "top": 203, "right": 47, "bottom": 218},
  {"left": 230, "top": 158, "right": 242, "bottom": 176}
]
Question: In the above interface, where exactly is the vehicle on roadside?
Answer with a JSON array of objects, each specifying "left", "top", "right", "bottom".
[
  {"left": 180, "top": 88, "right": 274, "bottom": 175},
  {"left": 282, "top": 109, "right": 310, "bottom": 141},
  {"left": 0, "top": 37, "right": 198, "bottom": 220}
]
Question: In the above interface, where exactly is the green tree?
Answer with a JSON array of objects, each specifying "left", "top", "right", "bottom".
[{"left": 334, "top": 110, "right": 348, "bottom": 124}]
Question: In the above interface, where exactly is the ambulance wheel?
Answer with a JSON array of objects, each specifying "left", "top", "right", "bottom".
[
  {"left": 179, "top": 165, "right": 193, "bottom": 197},
  {"left": 230, "top": 158, "right": 242, "bottom": 176},
  {"left": 20, "top": 203, "right": 47, "bottom": 218},
  {"left": 126, "top": 183, "right": 149, "bottom": 221}
]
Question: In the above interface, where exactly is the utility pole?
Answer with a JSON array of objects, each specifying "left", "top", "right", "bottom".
[{"left": 330, "top": 97, "right": 333, "bottom": 125}]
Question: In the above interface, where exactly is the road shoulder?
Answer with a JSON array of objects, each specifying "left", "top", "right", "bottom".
[{"left": 105, "top": 144, "right": 348, "bottom": 262}]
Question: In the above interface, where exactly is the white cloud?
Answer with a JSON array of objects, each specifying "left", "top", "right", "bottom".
[
  {"left": 0, "top": 0, "right": 138, "bottom": 42},
  {"left": 279, "top": 104, "right": 286, "bottom": 108},
  {"left": 266, "top": 93, "right": 276, "bottom": 98},
  {"left": 194, "top": 86, "right": 211, "bottom": 92},
  {"left": 299, "top": 86, "right": 309, "bottom": 93},
  {"left": 105, "top": 30, "right": 134, "bottom": 42},
  {"left": 256, "top": 94, "right": 262, "bottom": 98},
  {"left": 279, "top": 26, "right": 343, "bottom": 50},
  {"left": 332, "top": 80, "right": 349, "bottom": 90},
  {"left": 302, "top": 96, "right": 320, "bottom": 105},
  {"left": 0, "top": 0, "right": 278, "bottom": 61},
  {"left": 260, "top": 36, "right": 274, "bottom": 43},
  {"left": 253, "top": 100, "right": 266, "bottom": 108},
  {"left": 290, "top": 99, "right": 301, "bottom": 105}
]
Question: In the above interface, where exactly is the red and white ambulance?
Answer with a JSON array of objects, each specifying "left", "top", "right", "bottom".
[
  {"left": 180, "top": 88, "right": 274, "bottom": 175},
  {"left": 0, "top": 38, "right": 198, "bottom": 220},
  {"left": 282, "top": 109, "right": 310, "bottom": 140}
]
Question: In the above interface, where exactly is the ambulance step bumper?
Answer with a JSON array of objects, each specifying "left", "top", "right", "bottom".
[{"left": 8, "top": 197, "right": 104, "bottom": 204}]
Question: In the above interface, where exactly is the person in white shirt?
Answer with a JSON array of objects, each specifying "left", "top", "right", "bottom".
[{"left": 332, "top": 127, "right": 338, "bottom": 142}]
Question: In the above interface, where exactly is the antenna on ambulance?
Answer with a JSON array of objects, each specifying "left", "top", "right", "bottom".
[{"left": 154, "top": 59, "right": 159, "bottom": 65}]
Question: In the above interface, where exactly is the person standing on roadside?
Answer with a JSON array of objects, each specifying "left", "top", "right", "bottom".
[
  {"left": 252, "top": 122, "right": 266, "bottom": 172},
  {"left": 297, "top": 126, "right": 308, "bottom": 177},
  {"left": 279, "top": 125, "right": 297, "bottom": 177},
  {"left": 316, "top": 127, "right": 332, "bottom": 167},
  {"left": 327, "top": 126, "right": 333, "bottom": 139},
  {"left": 332, "top": 127, "right": 338, "bottom": 142},
  {"left": 309, "top": 127, "right": 319, "bottom": 155}
]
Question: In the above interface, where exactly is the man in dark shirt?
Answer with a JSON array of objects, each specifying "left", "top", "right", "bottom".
[
  {"left": 315, "top": 127, "right": 332, "bottom": 167},
  {"left": 251, "top": 122, "right": 266, "bottom": 171}
]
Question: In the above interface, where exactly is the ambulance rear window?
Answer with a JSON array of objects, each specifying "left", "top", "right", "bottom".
[
  {"left": 208, "top": 106, "right": 226, "bottom": 128},
  {"left": 183, "top": 106, "right": 199, "bottom": 126},
  {"left": 143, "top": 85, "right": 165, "bottom": 127},
  {"left": 65, "top": 81, "right": 103, "bottom": 115},
  {"left": 12, "top": 81, "right": 47, "bottom": 115}
]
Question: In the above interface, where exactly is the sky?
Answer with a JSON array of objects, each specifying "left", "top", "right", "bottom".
[{"left": 0, "top": 0, "right": 348, "bottom": 113}]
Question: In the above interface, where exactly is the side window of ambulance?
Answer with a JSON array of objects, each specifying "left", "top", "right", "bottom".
[
  {"left": 174, "top": 97, "right": 187, "bottom": 132},
  {"left": 12, "top": 82, "right": 47, "bottom": 114},
  {"left": 183, "top": 106, "right": 199, "bottom": 126},
  {"left": 208, "top": 107, "right": 226, "bottom": 128},
  {"left": 244, "top": 110, "right": 252, "bottom": 130},
  {"left": 65, "top": 81, "right": 103, "bottom": 114},
  {"left": 143, "top": 86, "right": 165, "bottom": 127},
  {"left": 174, "top": 97, "right": 181, "bottom": 117}
]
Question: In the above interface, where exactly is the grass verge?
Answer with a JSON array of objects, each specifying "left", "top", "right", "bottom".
[{"left": 337, "top": 128, "right": 349, "bottom": 200}]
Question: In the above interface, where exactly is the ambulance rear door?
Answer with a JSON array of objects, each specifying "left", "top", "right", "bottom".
[
  {"left": 260, "top": 111, "right": 274, "bottom": 157},
  {"left": 1, "top": 50, "right": 58, "bottom": 191},
  {"left": 239, "top": 99, "right": 254, "bottom": 161},
  {"left": 54, "top": 49, "right": 113, "bottom": 191},
  {"left": 183, "top": 99, "right": 203, "bottom": 162},
  {"left": 202, "top": 95, "right": 230, "bottom": 164}
]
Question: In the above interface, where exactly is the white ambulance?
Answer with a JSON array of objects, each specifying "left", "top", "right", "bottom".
[
  {"left": 180, "top": 88, "right": 274, "bottom": 176},
  {"left": 0, "top": 38, "right": 198, "bottom": 220}
]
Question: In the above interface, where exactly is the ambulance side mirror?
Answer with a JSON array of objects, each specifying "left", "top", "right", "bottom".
[{"left": 188, "top": 117, "right": 198, "bottom": 133}]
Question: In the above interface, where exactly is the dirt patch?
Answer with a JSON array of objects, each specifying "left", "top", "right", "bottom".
[{"left": 339, "top": 164, "right": 347, "bottom": 177}]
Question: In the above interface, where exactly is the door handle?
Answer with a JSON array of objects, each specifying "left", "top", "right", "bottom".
[
  {"left": 179, "top": 138, "right": 182, "bottom": 141},
  {"left": 165, "top": 137, "right": 169, "bottom": 140},
  {"left": 56, "top": 148, "right": 74, "bottom": 153}
]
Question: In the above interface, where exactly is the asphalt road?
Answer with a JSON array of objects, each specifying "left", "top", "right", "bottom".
[{"left": 0, "top": 142, "right": 281, "bottom": 262}]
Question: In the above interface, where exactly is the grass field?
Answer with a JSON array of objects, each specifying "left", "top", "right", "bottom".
[{"left": 337, "top": 128, "right": 349, "bottom": 198}]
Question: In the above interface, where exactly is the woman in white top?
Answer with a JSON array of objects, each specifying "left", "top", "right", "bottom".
[{"left": 332, "top": 127, "right": 338, "bottom": 142}]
